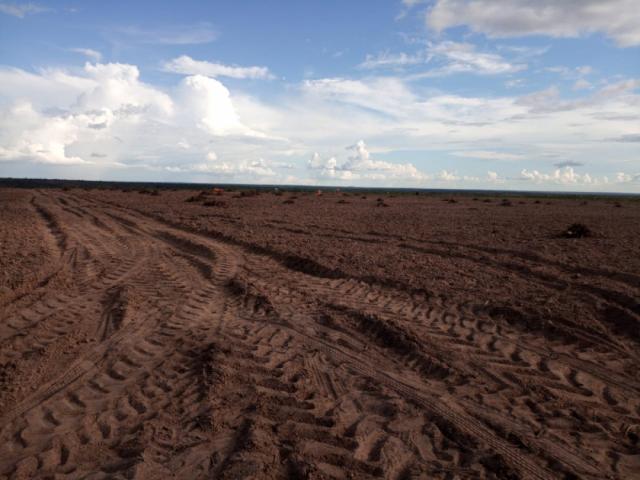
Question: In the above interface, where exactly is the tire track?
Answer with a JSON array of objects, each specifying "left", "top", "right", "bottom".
[{"left": 1, "top": 190, "right": 634, "bottom": 479}]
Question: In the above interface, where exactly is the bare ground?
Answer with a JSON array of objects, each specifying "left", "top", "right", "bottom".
[{"left": 0, "top": 188, "right": 639, "bottom": 479}]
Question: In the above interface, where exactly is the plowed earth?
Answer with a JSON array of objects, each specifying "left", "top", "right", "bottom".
[{"left": 1, "top": 188, "right": 639, "bottom": 479}]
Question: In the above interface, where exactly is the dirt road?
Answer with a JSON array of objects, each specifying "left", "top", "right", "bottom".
[{"left": 0, "top": 189, "right": 638, "bottom": 479}]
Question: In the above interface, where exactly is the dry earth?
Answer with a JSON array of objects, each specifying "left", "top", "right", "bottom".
[{"left": 1, "top": 187, "right": 639, "bottom": 479}]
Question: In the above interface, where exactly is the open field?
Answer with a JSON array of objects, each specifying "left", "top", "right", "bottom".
[{"left": 1, "top": 186, "right": 639, "bottom": 479}]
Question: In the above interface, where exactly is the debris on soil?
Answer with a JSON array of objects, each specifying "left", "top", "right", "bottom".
[
  {"left": 203, "top": 200, "right": 227, "bottom": 208},
  {"left": 562, "top": 223, "right": 591, "bottom": 238},
  {"left": 240, "top": 190, "right": 260, "bottom": 198},
  {"left": 624, "top": 424, "right": 639, "bottom": 444}
]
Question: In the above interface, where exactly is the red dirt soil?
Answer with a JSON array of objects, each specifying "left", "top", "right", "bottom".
[{"left": 0, "top": 187, "right": 639, "bottom": 479}]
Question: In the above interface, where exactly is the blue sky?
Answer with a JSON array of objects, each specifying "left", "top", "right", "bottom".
[{"left": 0, "top": 0, "right": 639, "bottom": 191}]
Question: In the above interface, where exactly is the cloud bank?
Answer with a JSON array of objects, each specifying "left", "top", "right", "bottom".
[
  {"left": 0, "top": 59, "right": 638, "bottom": 190},
  {"left": 427, "top": 0, "right": 640, "bottom": 47}
]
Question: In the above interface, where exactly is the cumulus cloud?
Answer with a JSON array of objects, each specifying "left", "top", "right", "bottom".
[
  {"left": 518, "top": 167, "right": 595, "bottom": 184},
  {"left": 1, "top": 58, "right": 639, "bottom": 190},
  {"left": 506, "top": 167, "right": 640, "bottom": 187},
  {"left": 169, "top": 154, "right": 275, "bottom": 177},
  {"left": 486, "top": 167, "right": 638, "bottom": 187},
  {"left": 0, "top": 101, "right": 87, "bottom": 164},
  {"left": 175, "top": 74, "right": 262, "bottom": 137},
  {"left": 0, "top": 66, "right": 97, "bottom": 109},
  {"left": 0, "top": 62, "right": 268, "bottom": 169},
  {"left": 309, "top": 140, "right": 427, "bottom": 182},
  {"left": 162, "top": 55, "right": 273, "bottom": 80},
  {"left": 437, "top": 170, "right": 459, "bottom": 181},
  {"left": 79, "top": 63, "right": 173, "bottom": 117},
  {"left": 427, "top": 0, "right": 640, "bottom": 47},
  {"left": 616, "top": 172, "right": 640, "bottom": 183},
  {"left": 277, "top": 73, "right": 640, "bottom": 187},
  {"left": 0, "top": 2, "right": 48, "bottom": 17}
]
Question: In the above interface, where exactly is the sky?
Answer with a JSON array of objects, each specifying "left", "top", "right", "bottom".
[{"left": 0, "top": 0, "right": 639, "bottom": 192}]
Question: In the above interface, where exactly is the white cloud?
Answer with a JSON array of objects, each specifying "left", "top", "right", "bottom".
[
  {"left": 309, "top": 140, "right": 428, "bottom": 182},
  {"left": 573, "top": 79, "right": 592, "bottom": 91},
  {"left": 0, "top": 66, "right": 97, "bottom": 109},
  {"left": 0, "top": 101, "right": 86, "bottom": 164},
  {"left": 616, "top": 172, "right": 640, "bottom": 183},
  {"left": 309, "top": 153, "right": 353, "bottom": 180},
  {"left": 70, "top": 48, "right": 102, "bottom": 62},
  {"left": 516, "top": 79, "right": 640, "bottom": 113},
  {"left": 0, "top": 63, "right": 270, "bottom": 168},
  {"left": 1, "top": 59, "right": 639, "bottom": 190},
  {"left": 163, "top": 55, "right": 273, "bottom": 80},
  {"left": 301, "top": 76, "right": 415, "bottom": 118},
  {"left": 518, "top": 167, "right": 597, "bottom": 184},
  {"left": 452, "top": 150, "right": 524, "bottom": 161},
  {"left": 545, "top": 65, "right": 594, "bottom": 81},
  {"left": 271, "top": 74, "right": 639, "bottom": 182},
  {"left": 359, "top": 51, "right": 425, "bottom": 69},
  {"left": 0, "top": 2, "right": 48, "bottom": 17},
  {"left": 546, "top": 65, "right": 595, "bottom": 92},
  {"left": 80, "top": 63, "right": 173, "bottom": 117},
  {"left": 402, "top": 0, "right": 426, "bottom": 5},
  {"left": 577, "top": 66, "right": 594, "bottom": 76},
  {"left": 360, "top": 41, "right": 525, "bottom": 76},
  {"left": 505, "top": 79, "right": 524, "bottom": 89},
  {"left": 171, "top": 155, "right": 275, "bottom": 177},
  {"left": 422, "top": 41, "right": 527, "bottom": 76},
  {"left": 427, "top": 0, "right": 640, "bottom": 47},
  {"left": 437, "top": 170, "right": 459, "bottom": 181},
  {"left": 176, "top": 74, "right": 260, "bottom": 137},
  {"left": 497, "top": 45, "right": 550, "bottom": 58}
]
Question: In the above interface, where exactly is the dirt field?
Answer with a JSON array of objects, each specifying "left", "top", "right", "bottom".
[{"left": 1, "top": 187, "right": 639, "bottom": 479}]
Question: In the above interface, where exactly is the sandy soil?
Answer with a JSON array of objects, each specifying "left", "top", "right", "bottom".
[{"left": 0, "top": 187, "right": 639, "bottom": 479}]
